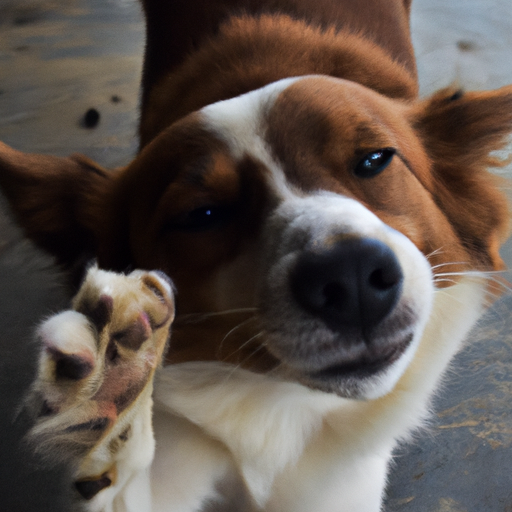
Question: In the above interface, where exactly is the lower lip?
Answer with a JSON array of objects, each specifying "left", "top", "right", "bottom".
[{"left": 308, "top": 334, "right": 413, "bottom": 381}]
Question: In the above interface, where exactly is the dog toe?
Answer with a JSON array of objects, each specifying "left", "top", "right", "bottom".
[{"left": 36, "top": 310, "right": 97, "bottom": 386}]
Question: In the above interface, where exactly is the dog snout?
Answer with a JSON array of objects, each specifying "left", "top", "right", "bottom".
[{"left": 290, "top": 238, "right": 403, "bottom": 334}]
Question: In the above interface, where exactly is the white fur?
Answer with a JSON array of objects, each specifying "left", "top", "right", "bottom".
[
  {"left": 202, "top": 76, "right": 306, "bottom": 201},
  {"left": 87, "top": 396, "right": 155, "bottom": 512},
  {"left": 202, "top": 77, "right": 300, "bottom": 162},
  {"left": 149, "top": 275, "right": 486, "bottom": 512},
  {"left": 37, "top": 310, "right": 95, "bottom": 360}
]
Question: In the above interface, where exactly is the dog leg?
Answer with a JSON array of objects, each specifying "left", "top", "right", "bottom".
[{"left": 23, "top": 266, "right": 174, "bottom": 512}]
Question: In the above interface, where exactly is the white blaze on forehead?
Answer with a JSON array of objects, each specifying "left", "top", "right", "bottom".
[
  {"left": 201, "top": 77, "right": 300, "bottom": 158},
  {"left": 201, "top": 77, "right": 304, "bottom": 200}
]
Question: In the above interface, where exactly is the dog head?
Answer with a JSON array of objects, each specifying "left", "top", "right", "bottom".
[{"left": 1, "top": 76, "right": 511, "bottom": 398}]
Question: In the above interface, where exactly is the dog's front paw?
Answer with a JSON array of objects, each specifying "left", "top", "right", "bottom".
[{"left": 24, "top": 266, "right": 174, "bottom": 500}]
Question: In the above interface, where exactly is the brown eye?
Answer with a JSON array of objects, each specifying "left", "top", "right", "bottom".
[
  {"left": 168, "top": 204, "right": 237, "bottom": 232},
  {"left": 354, "top": 148, "right": 396, "bottom": 178}
]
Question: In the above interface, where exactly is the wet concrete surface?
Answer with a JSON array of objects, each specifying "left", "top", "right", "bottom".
[
  {"left": 0, "top": 0, "right": 511, "bottom": 510},
  {"left": 385, "top": 297, "right": 512, "bottom": 512},
  {"left": 0, "top": 0, "right": 143, "bottom": 167}
]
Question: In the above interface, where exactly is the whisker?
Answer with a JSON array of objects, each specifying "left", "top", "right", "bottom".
[
  {"left": 434, "top": 269, "right": 512, "bottom": 306},
  {"left": 433, "top": 278, "right": 458, "bottom": 285},
  {"left": 176, "top": 308, "right": 258, "bottom": 324},
  {"left": 484, "top": 276, "right": 512, "bottom": 295},
  {"left": 222, "top": 344, "right": 266, "bottom": 382},
  {"left": 425, "top": 247, "right": 445, "bottom": 261},
  {"left": 434, "top": 269, "right": 510, "bottom": 279},
  {"left": 433, "top": 272, "right": 468, "bottom": 279},
  {"left": 216, "top": 316, "right": 259, "bottom": 358},
  {"left": 222, "top": 331, "right": 265, "bottom": 361},
  {"left": 430, "top": 261, "right": 468, "bottom": 272}
]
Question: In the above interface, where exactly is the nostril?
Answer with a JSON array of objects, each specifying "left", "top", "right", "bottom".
[{"left": 368, "top": 267, "right": 401, "bottom": 291}]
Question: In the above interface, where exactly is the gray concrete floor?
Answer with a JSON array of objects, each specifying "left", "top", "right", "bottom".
[{"left": 0, "top": 1, "right": 511, "bottom": 511}]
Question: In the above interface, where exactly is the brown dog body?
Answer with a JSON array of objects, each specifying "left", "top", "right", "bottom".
[{"left": 138, "top": 0, "right": 417, "bottom": 145}]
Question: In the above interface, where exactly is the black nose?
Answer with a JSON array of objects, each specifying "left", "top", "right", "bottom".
[{"left": 290, "top": 238, "right": 403, "bottom": 333}]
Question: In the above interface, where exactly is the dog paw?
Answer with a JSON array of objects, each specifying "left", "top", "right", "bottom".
[{"left": 25, "top": 267, "right": 174, "bottom": 470}]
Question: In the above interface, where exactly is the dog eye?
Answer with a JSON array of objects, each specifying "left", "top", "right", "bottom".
[
  {"left": 170, "top": 205, "right": 235, "bottom": 232},
  {"left": 354, "top": 148, "right": 396, "bottom": 178}
]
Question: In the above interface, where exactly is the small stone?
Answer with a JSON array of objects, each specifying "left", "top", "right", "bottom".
[
  {"left": 82, "top": 108, "right": 100, "bottom": 128},
  {"left": 457, "top": 40, "right": 476, "bottom": 52}
]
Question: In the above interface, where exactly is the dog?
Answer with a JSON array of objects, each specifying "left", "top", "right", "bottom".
[{"left": 1, "top": 0, "right": 512, "bottom": 510}]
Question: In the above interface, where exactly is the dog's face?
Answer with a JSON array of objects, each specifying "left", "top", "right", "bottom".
[{"left": 1, "top": 76, "right": 511, "bottom": 399}]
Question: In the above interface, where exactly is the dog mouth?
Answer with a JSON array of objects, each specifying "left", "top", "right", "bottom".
[
  {"left": 262, "top": 303, "right": 418, "bottom": 387},
  {"left": 305, "top": 333, "right": 413, "bottom": 382},
  {"left": 258, "top": 214, "right": 434, "bottom": 397},
  {"left": 262, "top": 312, "right": 418, "bottom": 398}
]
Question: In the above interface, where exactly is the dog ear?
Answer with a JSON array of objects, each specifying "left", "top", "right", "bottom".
[
  {"left": 0, "top": 141, "right": 127, "bottom": 268},
  {"left": 412, "top": 86, "right": 512, "bottom": 270}
]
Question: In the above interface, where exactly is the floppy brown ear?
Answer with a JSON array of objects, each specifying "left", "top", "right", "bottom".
[
  {"left": 413, "top": 86, "right": 512, "bottom": 270},
  {"left": 0, "top": 141, "right": 122, "bottom": 267}
]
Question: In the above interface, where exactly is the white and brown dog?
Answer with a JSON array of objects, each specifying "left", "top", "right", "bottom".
[{"left": 1, "top": 0, "right": 512, "bottom": 510}]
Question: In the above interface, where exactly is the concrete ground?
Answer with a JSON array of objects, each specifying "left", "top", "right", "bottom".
[{"left": 0, "top": 1, "right": 511, "bottom": 511}]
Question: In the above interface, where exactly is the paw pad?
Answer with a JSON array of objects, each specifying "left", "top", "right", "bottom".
[
  {"left": 76, "top": 294, "right": 114, "bottom": 333},
  {"left": 49, "top": 349, "right": 94, "bottom": 381},
  {"left": 75, "top": 471, "right": 113, "bottom": 500},
  {"left": 110, "top": 312, "right": 151, "bottom": 352}
]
